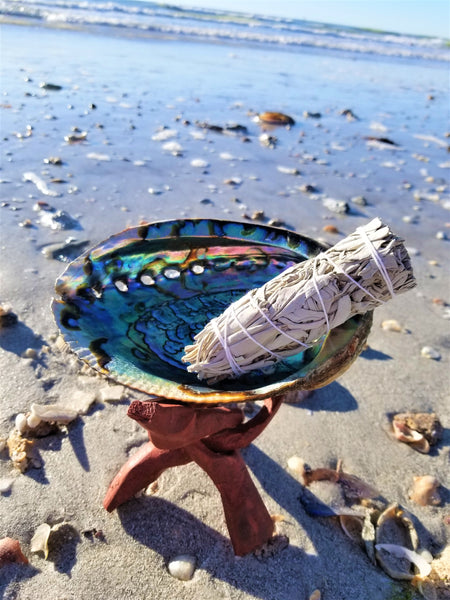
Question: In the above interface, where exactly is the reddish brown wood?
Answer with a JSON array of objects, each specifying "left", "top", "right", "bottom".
[{"left": 103, "top": 397, "right": 282, "bottom": 555}]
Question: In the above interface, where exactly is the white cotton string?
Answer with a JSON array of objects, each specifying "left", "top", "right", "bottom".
[
  {"left": 357, "top": 226, "right": 396, "bottom": 299},
  {"left": 312, "top": 255, "right": 330, "bottom": 333},
  {"left": 211, "top": 316, "right": 244, "bottom": 377}
]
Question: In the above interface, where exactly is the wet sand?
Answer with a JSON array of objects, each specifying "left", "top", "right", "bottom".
[{"left": 0, "top": 23, "right": 449, "bottom": 600}]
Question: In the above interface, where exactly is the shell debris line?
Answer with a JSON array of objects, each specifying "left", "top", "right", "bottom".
[{"left": 183, "top": 218, "right": 416, "bottom": 383}]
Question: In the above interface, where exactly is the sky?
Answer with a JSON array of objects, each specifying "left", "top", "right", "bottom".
[{"left": 163, "top": 0, "right": 450, "bottom": 38}]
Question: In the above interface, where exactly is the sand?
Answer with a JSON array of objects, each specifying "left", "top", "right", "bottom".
[{"left": 0, "top": 23, "right": 449, "bottom": 600}]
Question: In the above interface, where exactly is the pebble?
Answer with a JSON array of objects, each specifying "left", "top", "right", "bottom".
[
  {"left": 420, "top": 346, "right": 441, "bottom": 360},
  {"left": 436, "top": 231, "right": 447, "bottom": 240},
  {"left": 167, "top": 554, "right": 196, "bottom": 581}
]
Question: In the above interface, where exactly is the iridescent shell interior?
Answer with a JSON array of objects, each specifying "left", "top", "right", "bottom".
[{"left": 52, "top": 219, "right": 372, "bottom": 404}]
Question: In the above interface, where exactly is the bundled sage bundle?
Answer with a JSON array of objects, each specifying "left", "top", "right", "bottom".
[{"left": 183, "top": 218, "right": 416, "bottom": 383}]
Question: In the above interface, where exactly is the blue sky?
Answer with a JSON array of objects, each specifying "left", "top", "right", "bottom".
[{"left": 165, "top": 0, "right": 450, "bottom": 38}]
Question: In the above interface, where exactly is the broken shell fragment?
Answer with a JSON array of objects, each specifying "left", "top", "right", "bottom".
[
  {"left": 375, "top": 544, "right": 432, "bottom": 580},
  {"left": 30, "top": 523, "right": 52, "bottom": 559},
  {"left": 409, "top": 476, "right": 441, "bottom": 507},
  {"left": 167, "top": 554, "right": 196, "bottom": 581},
  {"left": 339, "top": 515, "right": 364, "bottom": 547},
  {"left": 7, "top": 429, "right": 35, "bottom": 472},
  {"left": 392, "top": 413, "right": 442, "bottom": 453},
  {"left": 375, "top": 504, "right": 419, "bottom": 579},
  {"left": 0, "top": 537, "right": 28, "bottom": 566},
  {"left": 381, "top": 319, "right": 404, "bottom": 332},
  {"left": 30, "top": 403, "right": 78, "bottom": 424}
]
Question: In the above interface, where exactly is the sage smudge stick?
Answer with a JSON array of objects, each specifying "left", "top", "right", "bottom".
[{"left": 183, "top": 218, "right": 416, "bottom": 383}]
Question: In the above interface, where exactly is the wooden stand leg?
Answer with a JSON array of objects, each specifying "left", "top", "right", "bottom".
[
  {"left": 103, "top": 441, "right": 191, "bottom": 512},
  {"left": 187, "top": 441, "right": 274, "bottom": 556}
]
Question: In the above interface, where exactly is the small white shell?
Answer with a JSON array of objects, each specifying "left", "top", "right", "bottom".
[
  {"left": 30, "top": 403, "right": 78, "bottom": 424},
  {"left": 190, "top": 158, "right": 208, "bottom": 168},
  {"left": 27, "top": 414, "right": 41, "bottom": 429},
  {"left": 167, "top": 554, "right": 196, "bottom": 581},
  {"left": 30, "top": 523, "right": 52, "bottom": 559},
  {"left": 381, "top": 319, "right": 403, "bottom": 332},
  {"left": 287, "top": 455, "right": 305, "bottom": 476},
  {"left": 421, "top": 346, "right": 441, "bottom": 360},
  {"left": 15, "top": 413, "right": 28, "bottom": 434},
  {"left": 0, "top": 477, "right": 14, "bottom": 493}
]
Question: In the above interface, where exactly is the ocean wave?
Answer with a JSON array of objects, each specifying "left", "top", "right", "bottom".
[{"left": 1, "top": 0, "right": 448, "bottom": 62}]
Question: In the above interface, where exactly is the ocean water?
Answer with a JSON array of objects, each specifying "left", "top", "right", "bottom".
[{"left": 1, "top": 0, "right": 449, "bottom": 63}]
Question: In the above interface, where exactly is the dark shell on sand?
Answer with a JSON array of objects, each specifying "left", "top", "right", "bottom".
[{"left": 52, "top": 219, "right": 372, "bottom": 404}]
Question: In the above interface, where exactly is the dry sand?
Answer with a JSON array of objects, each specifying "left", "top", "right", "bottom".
[{"left": 1, "top": 23, "right": 449, "bottom": 600}]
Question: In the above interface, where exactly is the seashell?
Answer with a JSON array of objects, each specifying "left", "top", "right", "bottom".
[
  {"left": 322, "top": 197, "right": 349, "bottom": 214},
  {"left": 52, "top": 219, "right": 373, "bottom": 405},
  {"left": 409, "top": 476, "right": 441, "bottom": 506},
  {"left": 322, "top": 225, "right": 339, "bottom": 234},
  {"left": 27, "top": 413, "right": 42, "bottom": 429},
  {"left": 392, "top": 413, "right": 443, "bottom": 453},
  {"left": 190, "top": 158, "right": 209, "bottom": 168},
  {"left": 381, "top": 319, "right": 403, "bottom": 332},
  {"left": 309, "top": 590, "right": 321, "bottom": 600},
  {"left": 30, "top": 403, "right": 78, "bottom": 424},
  {"left": 30, "top": 523, "right": 52, "bottom": 559},
  {"left": 97, "top": 385, "right": 125, "bottom": 403},
  {"left": 0, "top": 537, "right": 28, "bottom": 566},
  {"left": 339, "top": 515, "right": 364, "bottom": 547},
  {"left": 167, "top": 554, "right": 196, "bottom": 581},
  {"left": 420, "top": 545, "right": 450, "bottom": 598},
  {"left": 375, "top": 544, "right": 432, "bottom": 579},
  {"left": 375, "top": 504, "right": 419, "bottom": 579},
  {"left": 162, "top": 141, "right": 183, "bottom": 155},
  {"left": 15, "top": 413, "right": 28, "bottom": 434},
  {"left": 256, "top": 112, "right": 295, "bottom": 126},
  {"left": 0, "top": 477, "right": 14, "bottom": 493},
  {"left": 152, "top": 129, "right": 177, "bottom": 142},
  {"left": 287, "top": 455, "right": 306, "bottom": 476},
  {"left": 7, "top": 429, "right": 34, "bottom": 472},
  {"left": 277, "top": 166, "right": 300, "bottom": 175},
  {"left": 421, "top": 346, "right": 441, "bottom": 360},
  {"left": 362, "top": 510, "right": 377, "bottom": 565}
]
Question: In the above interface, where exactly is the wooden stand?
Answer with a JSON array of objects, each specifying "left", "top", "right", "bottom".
[{"left": 103, "top": 397, "right": 283, "bottom": 556}]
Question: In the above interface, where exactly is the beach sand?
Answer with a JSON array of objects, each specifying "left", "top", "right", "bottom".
[{"left": 0, "top": 23, "right": 449, "bottom": 600}]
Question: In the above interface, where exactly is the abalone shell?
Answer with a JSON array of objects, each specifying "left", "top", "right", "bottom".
[{"left": 52, "top": 219, "right": 372, "bottom": 403}]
